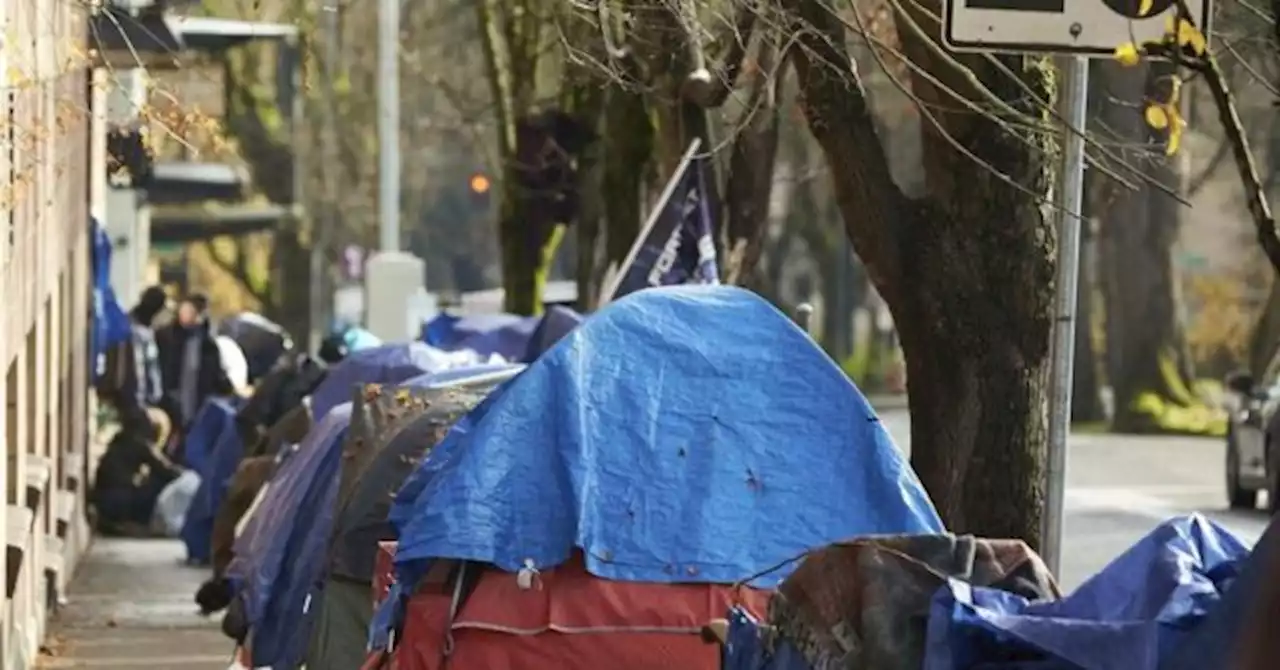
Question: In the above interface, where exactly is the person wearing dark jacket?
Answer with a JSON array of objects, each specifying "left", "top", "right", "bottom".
[
  {"left": 92, "top": 405, "right": 180, "bottom": 535},
  {"left": 157, "top": 293, "right": 233, "bottom": 427}
]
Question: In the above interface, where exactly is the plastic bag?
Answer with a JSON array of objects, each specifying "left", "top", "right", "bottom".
[{"left": 151, "top": 469, "right": 201, "bottom": 536}]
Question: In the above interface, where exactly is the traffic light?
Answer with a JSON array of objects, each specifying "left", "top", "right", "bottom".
[{"left": 469, "top": 173, "right": 491, "bottom": 195}]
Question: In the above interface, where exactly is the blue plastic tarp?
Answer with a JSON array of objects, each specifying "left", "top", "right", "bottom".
[
  {"left": 1162, "top": 515, "right": 1280, "bottom": 670},
  {"left": 309, "top": 342, "right": 463, "bottom": 420},
  {"left": 179, "top": 398, "right": 236, "bottom": 474},
  {"left": 390, "top": 284, "right": 941, "bottom": 593},
  {"left": 522, "top": 305, "right": 584, "bottom": 363},
  {"left": 925, "top": 514, "right": 1250, "bottom": 670},
  {"left": 90, "top": 218, "right": 131, "bottom": 380},
  {"left": 227, "top": 404, "right": 352, "bottom": 666},
  {"left": 179, "top": 398, "right": 244, "bottom": 564},
  {"left": 421, "top": 312, "right": 539, "bottom": 360}
]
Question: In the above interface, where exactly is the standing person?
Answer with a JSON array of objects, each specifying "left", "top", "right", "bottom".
[
  {"left": 97, "top": 285, "right": 166, "bottom": 428},
  {"left": 158, "top": 293, "right": 234, "bottom": 427}
]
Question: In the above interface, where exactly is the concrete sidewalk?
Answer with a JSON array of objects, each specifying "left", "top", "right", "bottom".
[{"left": 36, "top": 538, "right": 231, "bottom": 669}]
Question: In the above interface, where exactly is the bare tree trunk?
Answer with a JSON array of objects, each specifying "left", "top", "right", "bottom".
[
  {"left": 789, "top": 0, "right": 1056, "bottom": 543},
  {"left": 1095, "top": 62, "right": 1193, "bottom": 432}
]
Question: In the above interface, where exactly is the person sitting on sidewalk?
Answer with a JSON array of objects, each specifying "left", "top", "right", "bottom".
[{"left": 91, "top": 407, "right": 181, "bottom": 536}]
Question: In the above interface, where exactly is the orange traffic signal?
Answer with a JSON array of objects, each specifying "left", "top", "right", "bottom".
[{"left": 469, "top": 173, "right": 491, "bottom": 194}]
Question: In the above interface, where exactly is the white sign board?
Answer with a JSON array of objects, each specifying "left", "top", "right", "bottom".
[{"left": 944, "top": 0, "right": 1212, "bottom": 55}]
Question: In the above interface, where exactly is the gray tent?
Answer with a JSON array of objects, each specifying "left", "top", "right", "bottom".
[{"left": 305, "top": 382, "right": 494, "bottom": 670}]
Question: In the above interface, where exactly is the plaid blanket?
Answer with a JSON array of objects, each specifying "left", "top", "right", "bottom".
[{"left": 768, "top": 534, "right": 1059, "bottom": 670}]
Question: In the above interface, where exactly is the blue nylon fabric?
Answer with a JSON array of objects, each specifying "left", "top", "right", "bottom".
[
  {"left": 309, "top": 343, "right": 460, "bottom": 420},
  {"left": 227, "top": 404, "right": 352, "bottom": 634},
  {"left": 421, "top": 312, "right": 539, "bottom": 360},
  {"left": 179, "top": 398, "right": 243, "bottom": 564}
]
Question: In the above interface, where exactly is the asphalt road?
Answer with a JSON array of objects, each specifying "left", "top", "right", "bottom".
[{"left": 876, "top": 409, "right": 1270, "bottom": 590}]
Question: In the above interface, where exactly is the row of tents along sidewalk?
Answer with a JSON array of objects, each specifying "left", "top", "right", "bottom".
[
  {"left": 173, "top": 304, "right": 583, "bottom": 585},
  {"left": 168, "top": 310, "right": 582, "bottom": 665},
  {"left": 166, "top": 284, "right": 1276, "bottom": 670}
]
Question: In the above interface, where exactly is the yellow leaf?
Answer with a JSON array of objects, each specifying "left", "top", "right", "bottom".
[
  {"left": 1165, "top": 106, "right": 1187, "bottom": 155},
  {"left": 1167, "top": 122, "right": 1183, "bottom": 155},
  {"left": 1145, "top": 104, "right": 1170, "bottom": 130},
  {"left": 1138, "top": 0, "right": 1155, "bottom": 16},
  {"left": 1176, "top": 19, "right": 1207, "bottom": 55},
  {"left": 1114, "top": 42, "right": 1142, "bottom": 67}
]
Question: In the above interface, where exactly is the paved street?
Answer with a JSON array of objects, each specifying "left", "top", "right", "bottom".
[{"left": 877, "top": 408, "right": 1270, "bottom": 590}]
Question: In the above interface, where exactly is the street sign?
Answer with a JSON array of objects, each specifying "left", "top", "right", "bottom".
[{"left": 944, "top": 0, "right": 1212, "bottom": 56}]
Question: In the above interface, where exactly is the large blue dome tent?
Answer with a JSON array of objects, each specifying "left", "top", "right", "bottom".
[{"left": 371, "top": 285, "right": 942, "bottom": 653}]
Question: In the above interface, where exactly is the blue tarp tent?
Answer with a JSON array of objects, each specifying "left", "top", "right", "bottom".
[
  {"left": 178, "top": 398, "right": 237, "bottom": 475},
  {"left": 309, "top": 342, "right": 462, "bottom": 421},
  {"left": 421, "top": 312, "right": 539, "bottom": 360},
  {"left": 239, "top": 365, "right": 522, "bottom": 669},
  {"left": 228, "top": 404, "right": 353, "bottom": 669},
  {"left": 521, "top": 305, "right": 583, "bottom": 362},
  {"left": 925, "top": 514, "right": 1249, "bottom": 670},
  {"left": 375, "top": 286, "right": 941, "bottom": 647},
  {"left": 179, "top": 398, "right": 244, "bottom": 564},
  {"left": 90, "top": 218, "right": 131, "bottom": 380}
]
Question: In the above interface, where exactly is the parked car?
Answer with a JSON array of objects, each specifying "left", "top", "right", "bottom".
[{"left": 1225, "top": 366, "right": 1280, "bottom": 511}]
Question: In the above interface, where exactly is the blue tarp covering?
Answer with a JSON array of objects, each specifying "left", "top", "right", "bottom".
[
  {"left": 522, "top": 305, "right": 584, "bottom": 363},
  {"left": 179, "top": 398, "right": 244, "bottom": 564},
  {"left": 1162, "top": 516, "right": 1279, "bottom": 670},
  {"left": 228, "top": 404, "right": 352, "bottom": 668},
  {"left": 723, "top": 607, "right": 810, "bottom": 670},
  {"left": 389, "top": 285, "right": 941, "bottom": 595},
  {"left": 91, "top": 218, "right": 131, "bottom": 380},
  {"left": 925, "top": 514, "right": 1250, "bottom": 670},
  {"left": 178, "top": 398, "right": 237, "bottom": 479},
  {"left": 309, "top": 342, "right": 461, "bottom": 420},
  {"left": 421, "top": 312, "right": 539, "bottom": 360}
]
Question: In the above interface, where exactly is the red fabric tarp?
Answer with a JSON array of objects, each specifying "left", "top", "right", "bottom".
[{"left": 384, "top": 554, "right": 770, "bottom": 670}]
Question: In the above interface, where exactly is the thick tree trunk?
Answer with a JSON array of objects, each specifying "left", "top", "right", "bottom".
[
  {"left": 1095, "top": 62, "right": 1193, "bottom": 432},
  {"left": 601, "top": 89, "right": 652, "bottom": 269},
  {"left": 498, "top": 188, "right": 565, "bottom": 316},
  {"left": 1246, "top": 114, "right": 1280, "bottom": 376},
  {"left": 787, "top": 0, "right": 1056, "bottom": 543}
]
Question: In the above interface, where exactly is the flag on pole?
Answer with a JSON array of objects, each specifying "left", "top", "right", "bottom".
[{"left": 600, "top": 139, "right": 719, "bottom": 306}]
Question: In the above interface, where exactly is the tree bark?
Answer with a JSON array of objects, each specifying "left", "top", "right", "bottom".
[
  {"left": 722, "top": 40, "right": 785, "bottom": 285},
  {"left": 1095, "top": 62, "right": 1194, "bottom": 432},
  {"left": 786, "top": 0, "right": 1055, "bottom": 543}
]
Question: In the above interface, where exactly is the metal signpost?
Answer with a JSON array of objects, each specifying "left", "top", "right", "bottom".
[{"left": 942, "top": 0, "right": 1211, "bottom": 576}]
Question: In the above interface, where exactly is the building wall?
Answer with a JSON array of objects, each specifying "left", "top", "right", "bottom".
[{"left": 0, "top": 0, "right": 97, "bottom": 665}]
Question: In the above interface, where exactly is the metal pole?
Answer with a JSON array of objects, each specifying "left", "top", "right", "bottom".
[
  {"left": 1042, "top": 56, "right": 1089, "bottom": 577},
  {"left": 377, "top": 0, "right": 401, "bottom": 252}
]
